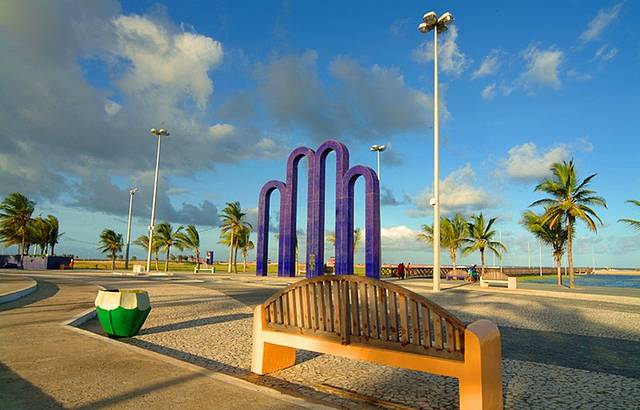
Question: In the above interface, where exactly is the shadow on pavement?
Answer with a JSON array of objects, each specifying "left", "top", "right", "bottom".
[
  {"left": 140, "top": 313, "right": 253, "bottom": 335},
  {"left": 0, "top": 362, "right": 64, "bottom": 409},
  {"left": 0, "top": 281, "right": 59, "bottom": 311}
]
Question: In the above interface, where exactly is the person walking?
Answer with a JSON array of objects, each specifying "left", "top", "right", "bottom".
[{"left": 397, "top": 262, "right": 405, "bottom": 280}]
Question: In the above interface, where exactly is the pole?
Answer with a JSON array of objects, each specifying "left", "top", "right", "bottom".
[
  {"left": 538, "top": 241, "right": 543, "bottom": 276},
  {"left": 591, "top": 245, "right": 595, "bottom": 273},
  {"left": 146, "top": 135, "right": 162, "bottom": 273},
  {"left": 377, "top": 149, "right": 382, "bottom": 268},
  {"left": 499, "top": 230, "right": 503, "bottom": 272},
  {"left": 528, "top": 240, "right": 531, "bottom": 269},
  {"left": 124, "top": 191, "right": 135, "bottom": 270},
  {"left": 432, "top": 26, "right": 441, "bottom": 292}
]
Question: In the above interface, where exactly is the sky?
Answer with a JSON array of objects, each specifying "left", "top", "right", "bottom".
[{"left": 1, "top": 1, "right": 639, "bottom": 268}]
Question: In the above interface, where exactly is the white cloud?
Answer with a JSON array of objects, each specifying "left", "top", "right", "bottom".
[
  {"left": 208, "top": 123, "right": 235, "bottom": 140},
  {"left": 519, "top": 45, "right": 563, "bottom": 89},
  {"left": 104, "top": 99, "right": 122, "bottom": 116},
  {"left": 412, "top": 26, "right": 469, "bottom": 75},
  {"left": 381, "top": 225, "right": 423, "bottom": 251},
  {"left": 410, "top": 164, "right": 496, "bottom": 216},
  {"left": 593, "top": 45, "right": 618, "bottom": 62},
  {"left": 472, "top": 50, "right": 501, "bottom": 79},
  {"left": 110, "top": 14, "right": 223, "bottom": 109},
  {"left": 580, "top": 4, "right": 623, "bottom": 43},
  {"left": 481, "top": 83, "right": 497, "bottom": 101},
  {"left": 502, "top": 142, "right": 570, "bottom": 182}
]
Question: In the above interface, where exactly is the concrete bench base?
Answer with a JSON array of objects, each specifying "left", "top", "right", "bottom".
[{"left": 480, "top": 277, "right": 517, "bottom": 289}]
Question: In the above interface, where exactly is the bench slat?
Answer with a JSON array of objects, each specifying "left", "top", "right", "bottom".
[
  {"left": 399, "top": 294, "right": 409, "bottom": 345},
  {"left": 359, "top": 283, "right": 369, "bottom": 338},
  {"left": 332, "top": 280, "right": 341, "bottom": 334},
  {"left": 421, "top": 304, "right": 431, "bottom": 349},
  {"left": 378, "top": 287, "right": 389, "bottom": 341},
  {"left": 411, "top": 299, "right": 420, "bottom": 346},
  {"left": 339, "top": 281, "right": 350, "bottom": 344},
  {"left": 324, "top": 281, "right": 333, "bottom": 332},
  {"left": 368, "top": 284, "right": 379, "bottom": 339},
  {"left": 389, "top": 292, "right": 399, "bottom": 342},
  {"left": 349, "top": 281, "right": 360, "bottom": 337},
  {"left": 301, "top": 284, "right": 310, "bottom": 328},
  {"left": 445, "top": 321, "right": 454, "bottom": 353},
  {"left": 312, "top": 282, "right": 320, "bottom": 330},
  {"left": 433, "top": 312, "right": 443, "bottom": 349}
]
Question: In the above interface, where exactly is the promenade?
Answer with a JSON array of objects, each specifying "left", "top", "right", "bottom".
[{"left": 1, "top": 270, "right": 639, "bottom": 409}]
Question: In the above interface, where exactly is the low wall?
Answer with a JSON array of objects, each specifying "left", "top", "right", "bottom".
[
  {"left": 21, "top": 256, "right": 73, "bottom": 270},
  {"left": 0, "top": 255, "right": 21, "bottom": 269}
]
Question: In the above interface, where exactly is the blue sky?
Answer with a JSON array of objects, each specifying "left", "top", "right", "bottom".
[{"left": 1, "top": 1, "right": 639, "bottom": 267}]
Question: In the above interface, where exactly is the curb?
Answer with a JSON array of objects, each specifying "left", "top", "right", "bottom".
[{"left": 0, "top": 278, "right": 38, "bottom": 304}]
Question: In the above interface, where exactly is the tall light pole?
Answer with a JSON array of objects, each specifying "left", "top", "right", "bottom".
[
  {"left": 370, "top": 144, "right": 386, "bottom": 182},
  {"left": 146, "top": 128, "right": 169, "bottom": 273},
  {"left": 370, "top": 144, "right": 386, "bottom": 267},
  {"left": 124, "top": 187, "right": 138, "bottom": 270},
  {"left": 419, "top": 11, "right": 454, "bottom": 292}
]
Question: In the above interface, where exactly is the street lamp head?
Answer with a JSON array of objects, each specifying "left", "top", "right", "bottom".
[
  {"left": 378, "top": 145, "right": 386, "bottom": 152},
  {"left": 422, "top": 11, "right": 437, "bottom": 25},
  {"left": 129, "top": 187, "right": 138, "bottom": 195},
  {"left": 150, "top": 128, "right": 157, "bottom": 134},
  {"left": 370, "top": 144, "right": 379, "bottom": 151},
  {"left": 159, "top": 128, "right": 170, "bottom": 136},
  {"left": 437, "top": 12, "right": 454, "bottom": 31}
]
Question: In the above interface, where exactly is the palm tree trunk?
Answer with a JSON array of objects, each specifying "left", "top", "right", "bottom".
[
  {"left": 450, "top": 248, "right": 457, "bottom": 274},
  {"left": 243, "top": 252, "right": 247, "bottom": 272},
  {"left": 111, "top": 252, "right": 116, "bottom": 271},
  {"left": 227, "top": 228, "right": 234, "bottom": 273},
  {"left": 165, "top": 246, "right": 170, "bottom": 272},
  {"left": 233, "top": 245, "right": 239, "bottom": 273},
  {"left": 567, "top": 223, "right": 575, "bottom": 288},
  {"left": 195, "top": 249, "right": 200, "bottom": 270},
  {"left": 480, "top": 249, "right": 486, "bottom": 277},
  {"left": 555, "top": 253, "right": 562, "bottom": 287},
  {"left": 155, "top": 251, "right": 159, "bottom": 271}
]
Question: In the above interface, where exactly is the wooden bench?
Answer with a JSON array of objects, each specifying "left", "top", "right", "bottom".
[
  {"left": 480, "top": 270, "right": 516, "bottom": 289},
  {"left": 252, "top": 275, "right": 503, "bottom": 409}
]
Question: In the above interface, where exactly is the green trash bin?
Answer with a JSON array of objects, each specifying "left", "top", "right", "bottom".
[{"left": 95, "top": 289, "right": 151, "bottom": 338}]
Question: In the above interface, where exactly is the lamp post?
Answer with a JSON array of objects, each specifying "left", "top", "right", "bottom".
[
  {"left": 370, "top": 144, "right": 386, "bottom": 182},
  {"left": 146, "top": 128, "right": 169, "bottom": 273},
  {"left": 370, "top": 144, "right": 386, "bottom": 268},
  {"left": 124, "top": 187, "right": 138, "bottom": 270},
  {"left": 418, "top": 11, "right": 454, "bottom": 292}
]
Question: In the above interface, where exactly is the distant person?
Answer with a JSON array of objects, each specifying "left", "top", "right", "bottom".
[
  {"left": 397, "top": 262, "right": 405, "bottom": 279},
  {"left": 406, "top": 263, "right": 412, "bottom": 277},
  {"left": 467, "top": 264, "right": 478, "bottom": 282}
]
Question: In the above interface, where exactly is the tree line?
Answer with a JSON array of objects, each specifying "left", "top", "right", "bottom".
[{"left": 0, "top": 193, "right": 61, "bottom": 256}]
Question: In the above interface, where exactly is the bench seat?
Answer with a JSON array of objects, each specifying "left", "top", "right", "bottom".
[{"left": 252, "top": 275, "right": 503, "bottom": 409}]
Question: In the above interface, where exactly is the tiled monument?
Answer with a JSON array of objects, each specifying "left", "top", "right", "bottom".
[{"left": 256, "top": 140, "right": 381, "bottom": 278}]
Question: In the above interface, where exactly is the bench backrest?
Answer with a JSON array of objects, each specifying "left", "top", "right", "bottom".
[
  {"left": 481, "top": 270, "right": 509, "bottom": 281},
  {"left": 262, "top": 275, "right": 466, "bottom": 361}
]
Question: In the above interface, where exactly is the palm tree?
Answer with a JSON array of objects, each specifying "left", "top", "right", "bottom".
[
  {"left": 176, "top": 225, "right": 201, "bottom": 269},
  {"left": 45, "top": 215, "right": 61, "bottom": 254},
  {"left": 155, "top": 223, "right": 183, "bottom": 272},
  {"left": 0, "top": 192, "right": 35, "bottom": 255},
  {"left": 530, "top": 160, "right": 606, "bottom": 288},
  {"left": 237, "top": 226, "right": 255, "bottom": 273},
  {"left": 462, "top": 213, "right": 507, "bottom": 276},
  {"left": 219, "top": 202, "right": 251, "bottom": 273},
  {"left": 134, "top": 234, "right": 160, "bottom": 270},
  {"left": 27, "top": 217, "right": 50, "bottom": 255},
  {"left": 418, "top": 214, "right": 469, "bottom": 274},
  {"left": 619, "top": 199, "right": 640, "bottom": 231},
  {"left": 522, "top": 210, "right": 568, "bottom": 286},
  {"left": 98, "top": 229, "right": 123, "bottom": 270},
  {"left": 327, "top": 228, "right": 363, "bottom": 255}
]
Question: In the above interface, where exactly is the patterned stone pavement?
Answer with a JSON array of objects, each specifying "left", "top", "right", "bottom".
[{"left": 83, "top": 276, "right": 640, "bottom": 409}]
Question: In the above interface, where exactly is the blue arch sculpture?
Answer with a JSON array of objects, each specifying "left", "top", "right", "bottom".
[{"left": 256, "top": 139, "right": 381, "bottom": 278}]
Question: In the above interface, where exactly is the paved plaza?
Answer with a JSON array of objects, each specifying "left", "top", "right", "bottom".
[{"left": 1, "top": 271, "right": 639, "bottom": 409}]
